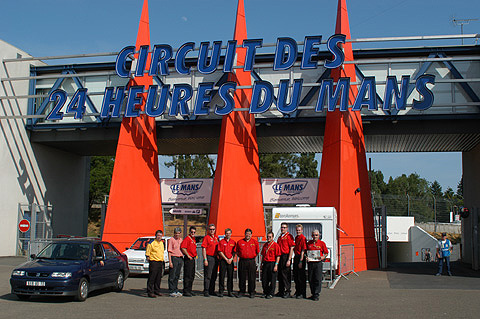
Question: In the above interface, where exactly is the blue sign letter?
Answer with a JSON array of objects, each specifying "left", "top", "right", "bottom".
[
  {"left": 301, "top": 35, "right": 322, "bottom": 69},
  {"left": 215, "top": 82, "right": 237, "bottom": 115},
  {"left": 353, "top": 77, "right": 377, "bottom": 111},
  {"left": 125, "top": 86, "right": 144, "bottom": 117},
  {"left": 277, "top": 79, "right": 303, "bottom": 113},
  {"left": 274, "top": 37, "right": 298, "bottom": 71},
  {"left": 100, "top": 87, "right": 125, "bottom": 118},
  {"left": 383, "top": 76, "right": 410, "bottom": 110},
  {"left": 412, "top": 74, "right": 435, "bottom": 110},
  {"left": 149, "top": 45, "right": 173, "bottom": 76},
  {"left": 194, "top": 82, "right": 214, "bottom": 115},
  {"left": 116, "top": 46, "right": 135, "bottom": 78},
  {"left": 250, "top": 81, "right": 273, "bottom": 113},
  {"left": 242, "top": 39, "right": 263, "bottom": 72},
  {"left": 325, "top": 34, "right": 346, "bottom": 69},
  {"left": 169, "top": 84, "right": 193, "bottom": 116},
  {"left": 198, "top": 41, "right": 222, "bottom": 74},
  {"left": 175, "top": 42, "right": 195, "bottom": 75}
]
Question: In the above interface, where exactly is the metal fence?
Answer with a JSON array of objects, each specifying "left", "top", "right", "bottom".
[{"left": 372, "top": 193, "right": 458, "bottom": 224}]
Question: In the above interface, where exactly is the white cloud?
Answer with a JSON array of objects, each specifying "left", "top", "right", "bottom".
[{"left": 181, "top": 16, "right": 187, "bottom": 22}]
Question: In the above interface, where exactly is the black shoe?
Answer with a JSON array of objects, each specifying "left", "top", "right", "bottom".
[
  {"left": 282, "top": 293, "right": 291, "bottom": 299},
  {"left": 154, "top": 292, "right": 162, "bottom": 296},
  {"left": 265, "top": 295, "right": 273, "bottom": 299},
  {"left": 148, "top": 294, "right": 156, "bottom": 298},
  {"left": 295, "top": 294, "right": 303, "bottom": 299},
  {"left": 236, "top": 292, "right": 245, "bottom": 298},
  {"left": 190, "top": 292, "right": 196, "bottom": 296},
  {"left": 217, "top": 292, "right": 223, "bottom": 298},
  {"left": 249, "top": 293, "right": 255, "bottom": 299},
  {"left": 310, "top": 295, "right": 319, "bottom": 301},
  {"left": 227, "top": 292, "right": 235, "bottom": 297},
  {"left": 204, "top": 292, "right": 210, "bottom": 297},
  {"left": 275, "top": 292, "right": 283, "bottom": 297},
  {"left": 183, "top": 292, "right": 192, "bottom": 297}
]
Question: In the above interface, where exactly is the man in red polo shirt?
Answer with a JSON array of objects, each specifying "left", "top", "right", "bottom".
[
  {"left": 260, "top": 231, "right": 281, "bottom": 299},
  {"left": 306, "top": 229, "right": 328, "bottom": 301},
  {"left": 180, "top": 226, "right": 198, "bottom": 297},
  {"left": 236, "top": 228, "right": 259, "bottom": 298},
  {"left": 202, "top": 223, "right": 219, "bottom": 297},
  {"left": 293, "top": 224, "right": 307, "bottom": 299},
  {"left": 217, "top": 228, "right": 236, "bottom": 297},
  {"left": 277, "top": 222, "right": 295, "bottom": 298}
]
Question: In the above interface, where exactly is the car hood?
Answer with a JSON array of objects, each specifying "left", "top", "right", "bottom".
[
  {"left": 15, "top": 259, "right": 85, "bottom": 272},
  {"left": 123, "top": 249, "right": 147, "bottom": 259}
]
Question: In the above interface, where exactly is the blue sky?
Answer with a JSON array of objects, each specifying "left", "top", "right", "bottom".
[{"left": 1, "top": 0, "right": 478, "bottom": 191}]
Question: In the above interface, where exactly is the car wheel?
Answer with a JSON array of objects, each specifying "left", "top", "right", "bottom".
[
  {"left": 76, "top": 277, "right": 89, "bottom": 301},
  {"left": 114, "top": 271, "right": 124, "bottom": 292},
  {"left": 16, "top": 294, "right": 30, "bottom": 301}
]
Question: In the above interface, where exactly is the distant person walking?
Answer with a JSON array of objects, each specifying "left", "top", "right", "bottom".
[{"left": 436, "top": 232, "right": 453, "bottom": 276}]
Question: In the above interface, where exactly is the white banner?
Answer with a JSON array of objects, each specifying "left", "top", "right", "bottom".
[
  {"left": 160, "top": 179, "right": 213, "bottom": 204},
  {"left": 261, "top": 178, "right": 318, "bottom": 204},
  {"left": 160, "top": 178, "right": 319, "bottom": 204}
]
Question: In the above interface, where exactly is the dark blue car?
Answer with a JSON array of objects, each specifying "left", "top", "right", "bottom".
[{"left": 10, "top": 238, "right": 129, "bottom": 301}]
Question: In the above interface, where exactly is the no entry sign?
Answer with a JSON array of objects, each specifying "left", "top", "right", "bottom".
[{"left": 18, "top": 219, "right": 30, "bottom": 233}]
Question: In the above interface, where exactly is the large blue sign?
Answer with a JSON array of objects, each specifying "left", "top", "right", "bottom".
[{"left": 46, "top": 34, "right": 435, "bottom": 121}]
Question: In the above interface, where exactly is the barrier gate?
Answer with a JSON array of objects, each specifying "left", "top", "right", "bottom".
[{"left": 17, "top": 203, "right": 53, "bottom": 256}]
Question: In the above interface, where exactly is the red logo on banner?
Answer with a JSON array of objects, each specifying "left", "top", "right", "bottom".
[{"left": 18, "top": 219, "right": 30, "bottom": 233}]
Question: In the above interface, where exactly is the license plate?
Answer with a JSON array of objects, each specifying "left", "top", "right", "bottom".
[
  {"left": 26, "top": 281, "right": 45, "bottom": 287},
  {"left": 130, "top": 266, "right": 143, "bottom": 270}
]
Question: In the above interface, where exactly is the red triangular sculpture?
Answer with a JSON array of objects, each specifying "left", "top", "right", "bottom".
[
  {"left": 317, "top": 0, "right": 379, "bottom": 271},
  {"left": 209, "top": 0, "right": 266, "bottom": 240},
  {"left": 102, "top": 0, "right": 163, "bottom": 250}
]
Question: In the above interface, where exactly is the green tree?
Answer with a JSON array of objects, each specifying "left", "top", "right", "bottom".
[
  {"left": 295, "top": 153, "right": 318, "bottom": 178},
  {"left": 430, "top": 180, "right": 443, "bottom": 198},
  {"left": 369, "top": 170, "right": 387, "bottom": 195},
  {"left": 259, "top": 153, "right": 318, "bottom": 178},
  {"left": 165, "top": 155, "right": 215, "bottom": 178},
  {"left": 259, "top": 154, "right": 297, "bottom": 178},
  {"left": 457, "top": 177, "right": 463, "bottom": 198},
  {"left": 89, "top": 156, "right": 114, "bottom": 222}
]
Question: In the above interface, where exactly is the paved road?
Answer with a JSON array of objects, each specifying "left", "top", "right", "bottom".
[{"left": 1, "top": 257, "right": 480, "bottom": 319}]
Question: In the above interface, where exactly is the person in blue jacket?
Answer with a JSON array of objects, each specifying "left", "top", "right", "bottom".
[{"left": 435, "top": 232, "right": 453, "bottom": 276}]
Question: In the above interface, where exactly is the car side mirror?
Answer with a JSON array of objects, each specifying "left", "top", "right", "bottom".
[{"left": 30, "top": 254, "right": 36, "bottom": 259}]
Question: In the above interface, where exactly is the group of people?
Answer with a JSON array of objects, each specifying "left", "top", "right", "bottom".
[{"left": 145, "top": 223, "right": 328, "bottom": 301}]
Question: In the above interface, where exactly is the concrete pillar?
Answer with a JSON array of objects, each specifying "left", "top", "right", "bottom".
[
  {"left": 0, "top": 39, "right": 89, "bottom": 256},
  {"left": 462, "top": 143, "right": 480, "bottom": 268}
]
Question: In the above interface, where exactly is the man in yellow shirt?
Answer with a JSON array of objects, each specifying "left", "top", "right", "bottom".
[{"left": 146, "top": 230, "right": 165, "bottom": 298}]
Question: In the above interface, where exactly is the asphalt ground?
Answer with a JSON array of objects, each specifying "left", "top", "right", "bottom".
[{"left": 1, "top": 257, "right": 480, "bottom": 319}]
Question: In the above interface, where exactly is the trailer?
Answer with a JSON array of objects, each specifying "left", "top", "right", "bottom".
[{"left": 272, "top": 206, "right": 338, "bottom": 271}]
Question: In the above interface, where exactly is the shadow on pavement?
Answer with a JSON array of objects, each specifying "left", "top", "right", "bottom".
[{"left": 381, "top": 262, "right": 480, "bottom": 290}]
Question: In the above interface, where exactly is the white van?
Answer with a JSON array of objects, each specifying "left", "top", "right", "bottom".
[{"left": 272, "top": 207, "right": 338, "bottom": 270}]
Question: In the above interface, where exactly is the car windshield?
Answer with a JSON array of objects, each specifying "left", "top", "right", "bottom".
[
  {"left": 130, "top": 238, "right": 154, "bottom": 251},
  {"left": 37, "top": 242, "right": 91, "bottom": 260}
]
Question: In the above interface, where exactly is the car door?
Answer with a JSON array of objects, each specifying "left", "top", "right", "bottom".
[
  {"left": 102, "top": 243, "right": 122, "bottom": 284},
  {"left": 89, "top": 243, "right": 109, "bottom": 288}
]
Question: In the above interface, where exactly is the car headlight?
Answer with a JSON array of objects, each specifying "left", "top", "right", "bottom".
[
  {"left": 51, "top": 272, "right": 72, "bottom": 278},
  {"left": 12, "top": 270, "right": 25, "bottom": 276}
]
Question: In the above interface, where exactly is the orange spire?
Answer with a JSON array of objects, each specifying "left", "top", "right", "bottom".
[
  {"left": 316, "top": 0, "right": 378, "bottom": 271},
  {"left": 209, "top": 0, "right": 266, "bottom": 240},
  {"left": 102, "top": 0, "right": 163, "bottom": 250}
]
